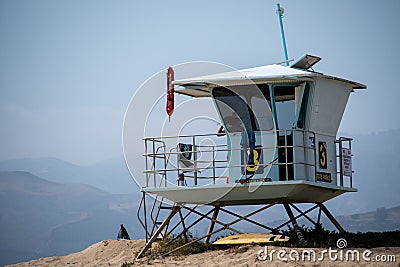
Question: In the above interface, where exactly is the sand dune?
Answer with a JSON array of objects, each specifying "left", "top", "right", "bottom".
[{"left": 7, "top": 239, "right": 400, "bottom": 267}]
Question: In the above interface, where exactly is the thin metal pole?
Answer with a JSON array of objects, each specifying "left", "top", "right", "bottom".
[
  {"left": 143, "top": 192, "right": 148, "bottom": 242},
  {"left": 276, "top": 3, "right": 289, "bottom": 66}
]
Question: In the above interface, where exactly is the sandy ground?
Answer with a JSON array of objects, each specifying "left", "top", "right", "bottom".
[{"left": 7, "top": 240, "right": 400, "bottom": 267}]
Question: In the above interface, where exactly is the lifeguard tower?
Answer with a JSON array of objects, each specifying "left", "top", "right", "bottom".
[
  {"left": 134, "top": 5, "right": 366, "bottom": 258},
  {"left": 135, "top": 55, "right": 366, "bottom": 258}
]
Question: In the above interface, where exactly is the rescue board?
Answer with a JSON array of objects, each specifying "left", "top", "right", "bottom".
[{"left": 213, "top": 233, "right": 289, "bottom": 245}]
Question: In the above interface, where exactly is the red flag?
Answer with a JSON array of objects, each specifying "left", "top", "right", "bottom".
[{"left": 166, "top": 66, "right": 174, "bottom": 119}]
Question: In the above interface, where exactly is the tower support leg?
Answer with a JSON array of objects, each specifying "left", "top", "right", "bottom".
[
  {"left": 204, "top": 206, "right": 220, "bottom": 244},
  {"left": 136, "top": 205, "right": 180, "bottom": 259},
  {"left": 319, "top": 203, "right": 345, "bottom": 233},
  {"left": 178, "top": 208, "right": 188, "bottom": 241},
  {"left": 283, "top": 202, "right": 305, "bottom": 243}
]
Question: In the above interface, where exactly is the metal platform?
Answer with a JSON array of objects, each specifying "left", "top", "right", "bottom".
[{"left": 143, "top": 180, "right": 356, "bottom": 206}]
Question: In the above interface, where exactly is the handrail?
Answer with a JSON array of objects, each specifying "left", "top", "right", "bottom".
[
  {"left": 144, "top": 129, "right": 323, "bottom": 188},
  {"left": 144, "top": 129, "right": 317, "bottom": 141},
  {"left": 143, "top": 130, "right": 354, "bottom": 189}
]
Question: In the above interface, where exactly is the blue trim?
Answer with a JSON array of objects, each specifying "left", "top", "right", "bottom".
[
  {"left": 276, "top": 3, "right": 289, "bottom": 66},
  {"left": 293, "top": 83, "right": 306, "bottom": 128},
  {"left": 269, "top": 85, "right": 278, "bottom": 130}
]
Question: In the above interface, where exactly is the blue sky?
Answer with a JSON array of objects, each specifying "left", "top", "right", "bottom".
[{"left": 1, "top": 0, "right": 399, "bottom": 165}]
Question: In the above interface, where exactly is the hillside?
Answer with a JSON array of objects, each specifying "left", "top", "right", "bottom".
[
  {"left": 0, "top": 156, "right": 136, "bottom": 194},
  {"left": 337, "top": 206, "right": 400, "bottom": 233},
  {"left": 0, "top": 171, "right": 140, "bottom": 266}
]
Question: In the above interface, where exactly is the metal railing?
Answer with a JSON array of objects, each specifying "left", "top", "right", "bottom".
[
  {"left": 143, "top": 129, "right": 328, "bottom": 188},
  {"left": 335, "top": 137, "right": 354, "bottom": 188}
]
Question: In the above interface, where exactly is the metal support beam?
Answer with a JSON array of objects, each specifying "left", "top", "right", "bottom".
[
  {"left": 178, "top": 208, "right": 188, "bottom": 241},
  {"left": 205, "top": 207, "right": 220, "bottom": 243},
  {"left": 165, "top": 205, "right": 197, "bottom": 238},
  {"left": 136, "top": 197, "right": 347, "bottom": 258},
  {"left": 164, "top": 207, "right": 215, "bottom": 246},
  {"left": 317, "top": 205, "right": 322, "bottom": 225},
  {"left": 220, "top": 207, "right": 276, "bottom": 232},
  {"left": 136, "top": 206, "right": 180, "bottom": 259},
  {"left": 274, "top": 203, "right": 319, "bottom": 231},
  {"left": 183, "top": 205, "right": 242, "bottom": 235},
  {"left": 164, "top": 203, "right": 277, "bottom": 257},
  {"left": 289, "top": 202, "right": 318, "bottom": 226},
  {"left": 319, "top": 203, "right": 345, "bottom": 233},
  {"left": 283, "top": 202, "right": 305, "bottom": 243},
  {"left": 143, "top": 192, "right": 148, "bottom": 241}
]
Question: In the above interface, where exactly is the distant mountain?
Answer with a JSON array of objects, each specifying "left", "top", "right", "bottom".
[
  {"left": 0, "top": 156, "right": 138, "bottom": 194},
  {"left": 0, "top": 171, "right": 141, "bottom": 267},
  {"left": 336, "top": 205, "right": 400, "bottom": 232}
]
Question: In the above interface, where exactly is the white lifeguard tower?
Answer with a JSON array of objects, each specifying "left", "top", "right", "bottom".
[
  {"left": 134, "top": 5, "right": 366, "bottom": 258},
  {"left": 135, "top": 55, "right": 366, "bottom": 258}
]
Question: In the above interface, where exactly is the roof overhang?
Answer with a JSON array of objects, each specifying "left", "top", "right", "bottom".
[{"left": 173, "top": 64, "right": 366, "bottom": 97}]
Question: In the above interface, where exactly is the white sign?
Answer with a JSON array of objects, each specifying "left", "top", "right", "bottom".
[{"left": 341, "top": 148, "right": 352, "bottom": 176}]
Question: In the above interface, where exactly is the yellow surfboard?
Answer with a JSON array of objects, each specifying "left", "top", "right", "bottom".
[{"left": 213, "top": 233, "right": 289, "bottom": 245}]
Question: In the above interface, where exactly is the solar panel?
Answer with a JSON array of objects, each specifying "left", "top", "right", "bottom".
[{"left": 291, "top": 54, "right": 321, "bottom": 70}]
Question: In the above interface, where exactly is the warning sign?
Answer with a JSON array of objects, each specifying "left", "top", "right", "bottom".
[{"left": 341, "top": 148, "right": 352, "bottom": 176}]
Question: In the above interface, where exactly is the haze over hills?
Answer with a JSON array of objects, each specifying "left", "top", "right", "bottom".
[
  {"left": 0, "top": 171, "right": 141, "bottom": 267},
  {"left": 0, "top": 155, "right": 138, "bottom": 194}
]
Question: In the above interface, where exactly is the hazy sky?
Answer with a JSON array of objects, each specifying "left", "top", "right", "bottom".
[{"left": 1, "top": 0, "right": 399, "bottom": 165}]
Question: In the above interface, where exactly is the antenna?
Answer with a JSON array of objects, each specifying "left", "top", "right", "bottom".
[{"left": 276, "top": 3, "right": 289, "bottom": 66}]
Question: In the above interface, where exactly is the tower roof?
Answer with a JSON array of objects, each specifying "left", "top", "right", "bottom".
[{"left": 174, "top": 64, "right": 366, "bottom": 97}]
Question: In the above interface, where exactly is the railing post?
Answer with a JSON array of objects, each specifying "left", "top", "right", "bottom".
[
  {"left": 145, "top": 139, "right": 149, "bottom": 187},
  {"left": 285, "top": 130, "right": 289, "bottom": 181},
  {"left": 212, "top": 147, "right": 216, "bottom": 184},
  {"left": 339, "top": 139, "right": 343, "bottom": 187},
  {"left": 152, "top": 139, "right": 156, "bottom": 188},
  {"left": 163, "top": 141, "right": 167, "bottom": 187},
  {"left": 193, "top": 136, "right": 198, "bottom": 186},
  {"left": 313, "top": 133, "right": 317, "bottom": 182}
]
